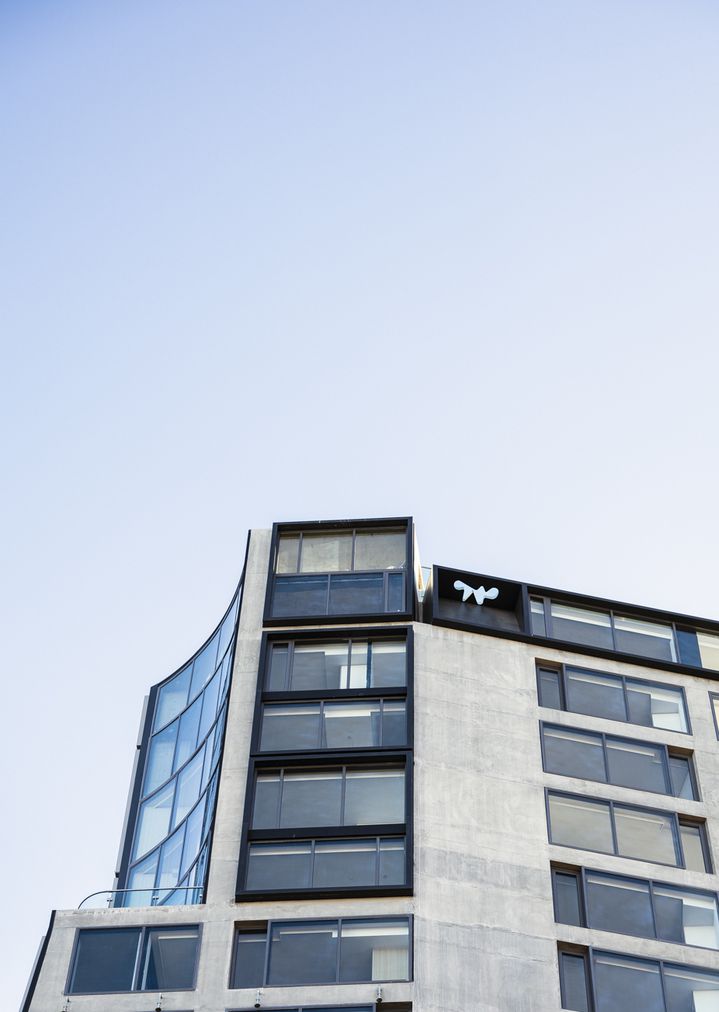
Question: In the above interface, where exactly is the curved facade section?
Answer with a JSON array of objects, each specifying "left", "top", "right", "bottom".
[{"left": 116, "top": 584, "right": 242, "bottom": 906}]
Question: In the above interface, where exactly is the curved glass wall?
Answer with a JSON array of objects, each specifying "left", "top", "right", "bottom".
[{"left": 117, "top": 586, "right": 241, "bottom": 906}]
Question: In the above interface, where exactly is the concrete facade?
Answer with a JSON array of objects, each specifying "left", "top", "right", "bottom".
[{"left": 22, "top": 521, "right": 719, "bottom": 1012}]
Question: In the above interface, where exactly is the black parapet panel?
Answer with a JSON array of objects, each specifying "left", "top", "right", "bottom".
[{"left": 432, "top": 565, "right": 527, "bottom": 636}]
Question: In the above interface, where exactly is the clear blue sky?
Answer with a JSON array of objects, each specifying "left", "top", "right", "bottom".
[{"left": 2, "top": 2, "right": 719, "bottom": 1005}]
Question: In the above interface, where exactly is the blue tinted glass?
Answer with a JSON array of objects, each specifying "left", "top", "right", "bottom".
[
  {"left": 157, "top": 826, "right": 185, "bottom": 889},
  {"left": 70, "top": 928, "right": 140, "bottom": 993},
  {"left": 329, "top": 573, "right": 384, "bottom": 615},
  {"left": 173, "top": 695, "right": 202, "bottom": 772},
  {"left": 180, "top": 800, "right": 205, "bottom": 879},
  {"left": 217, "top": 593, "right": 239, "bottom": 661},
  {"left": 190, "top": 631, "right": 220, "bottom": 699},
  {"left": 677, "top": 628, "right": 702, "bottom": 667},
  {"left": 172, "top": 750, "right": 204, "bottom": 827},
  {"left": 197, "top": 668, "right": 221, "bottom": 743},
  {"left": 125, "top": 851, "right": 159, "bottom": 907},
  {"left": 387, "top": 572, "right": 404, "bottom": 611},
  {"left": 143, "top": 721, "right": 178, "bottom": 796},
  {"left": 272, "top": 575, "right": 328, "bottom": 617},
  {"left": 154, "top": 665, "right": 191, "bottom": 731}
]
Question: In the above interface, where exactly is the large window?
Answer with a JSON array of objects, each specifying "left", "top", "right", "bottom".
[
  {"left": 67, "top": 925, "right": 199, "bottom": 994},
  {"left": 266, "top": 639, "right": 407, "bottom": 692},
  {"left": 252, "top": 765, "right": 406, "bottom": 829},
  {"left": 537, "top": 664, "right": 689, "bottom": 734},
  {"left": 259, "top": 700, "right": 407, "bottom": 752},
  {"left": 560, "top": 948, "right": 719, "bottom": 1012},
  {"left": 269, "top": 525, "right": 410, "bottom": 620},
  {"left": 553, "top": 866, "right": 719, "bottom": 949},
  {"left": 532, "top": 596, "right": 719, "bottom": 673},
  {"left": 246, "top": 837, "right": 406, "bottom": 891},
  {"left": 231, "top": 918, "right": 411, "bottom": 988},
  {"left": 541, "top": 724, "right": 697, "bottom": 799},
  {"left": 547, "top": 791, "right": 710, "bottom": 871}
]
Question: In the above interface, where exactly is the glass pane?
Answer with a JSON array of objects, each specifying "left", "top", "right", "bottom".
[
  {"left": 586, "top": 872, "right": 655, "bottom": 938},
  {"left": 370, "top": 641, "right": 407, "bottom": 687},
  {"left": 626, "top": 680, "right": 688, "bottom": 733},
  {"left": 300, "top": 532, "right": 353, "bottom": 572},
  {"left": 313, "top": 839, "right": 377, "bottom": 888},
  {"left": 252, "top": 772, "right": 281, "bottom": 829},
  {"left": 664, "top": 963, "right": 719, "bottom": 1012},
  {"left": 614, "top": 614, "right": 676, "bottom": 663},
  {"left": 565, "top": 668, "right": 626, "bottom": 722},
  {"left": 276, "top": 534, "right": 300, "bottom": 573},
  {"left": 344, "top": 768, "right": 405, "bottom": 825},
  {"left": 134, "top": 781, "right": 174, "bottom": 858},
  {"left": 560, "top": 952, "right": 589, "bottom": 1012},
  {"left": 173, "top": 751, "right": 204, "bottom": 826},
  {"left": 197, "top": 667, "right": 221, "bottom": 743},
  {"left": 138, "top": 926, "right": 198, "bottom": 987},
  {"left": 668, "top": 756, "right": 695, "bottom": 800},
  {"left": 143, "top": 721, "right": 179, "bottom": 796},
  {"left": 173, "top": 695, "right": 202, "bottom": 772},
  {"left": 542, "top": 726, "right": 607, "bottom": 782},
  {"left": 233, "top": 931, "right": 267, "bottom": 988},
  {"left": 266, "top": 644, "right": 289, "bottom": 691},
  {"left": 260, "top": 704, "right": 321, "bottom": 752},
  {"left": 354, "top": 530, "right": 406, "bottom": 570},
  {"left": 189, "top": 631, "right": 219, "bottom": 698},
  {"left": 614, "top": 805, "right": 678, "bottom": 865},
  {"left": 273, "top": 575, "right": 328, "bottom": 618},
  {"left": 677, "top": 628, "right": 702, "bottom": 667},
  {"left": 605, "top": 738, "right": 667, "bottom": 794},
  {"left": 530, "top": 597, "right": 547, "bottom": 637},
  {"left": 382, "top": 701, "right": 407, "bottom": 746},
  {"left": 592, "top": 953, "right": 664, "bottom": 1012},
  {"left": 157, "top": 826, "right": 185, "bottom": 889},
  {"left": 329, "top": 573, "right": 385, "bottom": 615},
  {"left": 246, "top": 842, "right": 312, "bottom": 891},
  {"left": 268, "top": 921, "right": 338, "bottom": 985},
  {"left": 698, "top": 631, "right": 719, "bottom": 671},
  {"left": 217, "top": 592, "right": 239, "bottom": 661},
  {"left": 349, "top": 641, "right": 369, "bottom": 688},
  {"left": 154, "top": 665, "right": 191, "bottom": 731},
  {"left": 551, "top": 603, "right": 613, "bottom": 650},
  {"left": 547, "top": 794, "right": 614, "bottom": 853},
  {"left": 291, "top": 642, "right": 349, "bottom": 690},
  {"left": 69, "top": 928, "right": 140, "bottom": 993},
  {"left": 339, "top": 918, "right": 409, "bottom": 982},
  {"left": 680, "top": 823, "right": 709, "bottom": 872},
  {"left": 654, "top": 885, "right": 719, "bottom": 948},
  {"left": 554, "top": 872, "right": 582, "bottom": 926},
  {"left": 379, "top": 838, "right": 406, "bottom": 886},
  {"left": 322, "top": 701, "right": 382, "bottom": 749},
  {"left": 280, "top": 769, "right": 343, "bottom": 827},
  {"left": 179, "top": 800, "right": 205, "bottom": 879},
  {"left": 387, "top": 572, "right": 405, "bottom": 611},
  {"left": 538, "top": 668, "right": 562, "bottom": 709},
  {"left": 126, "top": 851, "right": 159, "bottom": 907}
]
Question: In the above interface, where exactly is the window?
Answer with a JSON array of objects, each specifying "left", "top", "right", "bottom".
[
  {"left": 541, "top": 724, "right": 697, "bottom": 799},
  {"left": 259, "top": 700, "right": 407, "bottom": 752},
  {"left": 532, "top": 597, "right": 719, "bottom": 673},
  {"left": 67, "top": 925, "right": 199, "bottom": 994},
  {"left": 252, "top": 765, "right": 406, "bottom": 829},
  {"left": 547, "top": 791, "right": 711, "bottom": 870},
  {"left": 270, "top": 526, "right": 409, "bottom": 620},
  {"left": 266, "top": 639, "right": 407, "bottom": 692},
  {"left": 537, "top": 664, "right": 689, "bottom": 734},
  {"left": 245, "top": 837, "right": 406, "bottom": 892},
  {"left": 553, "top": 867, "right": 719, "bottom": 949},
  {"left": 710, "top": 694, "right": 719, "bottom": 739},
  {"left": 230, "top": 917, "right": 411, "bottom": 988},
  {"left": 560, "top": 948, "right": 719, "bottom": 1012}
]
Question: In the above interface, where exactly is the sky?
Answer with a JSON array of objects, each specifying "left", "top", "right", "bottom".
[{"left": 2, "top": 0, "right": 719, "bottom": 1005}]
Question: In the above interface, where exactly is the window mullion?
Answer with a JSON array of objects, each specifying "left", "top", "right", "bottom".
[
  {"left": 336, "top": 917, "right": 343, "bottom": 983},
  {"left": 262, "top": 923, "right": 272, "bottom": 986},
  {"left": 132, "top": 928, "right": 144, "bottom": 993},
  {"left": 647, "top": 881, "right": 661, "bottom": 941},
  {"left": 608, "top": 801, "right": 620, "bottom": 857}
]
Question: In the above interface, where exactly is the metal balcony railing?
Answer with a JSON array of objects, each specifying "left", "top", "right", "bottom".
[{"left": 78, "top": 885, "right": 204, "bottom": 909}]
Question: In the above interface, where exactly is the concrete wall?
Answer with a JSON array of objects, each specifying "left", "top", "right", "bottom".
[{"left": 24, "top": 530, "right": 719, "bottom": 1011}]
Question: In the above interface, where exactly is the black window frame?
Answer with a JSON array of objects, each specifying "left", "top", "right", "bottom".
[
  {"left": 557, "top": 944, "right": 719, "bottom": 1012},
  {"left": 545, "top": 789, "right": 712, "bottom": 872},
  {"left": 65, "top": 923, "right": 202, "bottom": 996},
  {"left": 536, "top": 662, "right": 692, "bottom": 735},
  {"left": 236, "top": 628, "right": 413, "bottom": 902},
  {"left": 229, "top": 916, "right": 414, "bottom": 989},
  {"left": 264, "top": 518, "right": 415, "bottom": 626},
  {"left": 552, "top": 863, "right": 719, "bottom": 950},
  {"left": 710, "top": 692, "right": 719, "bottom": 739},
  {"left": 539, "top": 721, "right": 699, "bottom": 800}
]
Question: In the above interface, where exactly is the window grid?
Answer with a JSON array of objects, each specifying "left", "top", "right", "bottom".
[
  {"left": 546, "top": 790, "right": 711, "bottom": 872},
  {"left": 540, "top": 722, "right": 698, "bottom": 800},
  {"left": 536, "top": 662, "right": 691, "bottom": 735},
  {"left": 245, "top": 836, "right": 405, "bottom": 892},
  {"left": 259, "top": 698, "right": 406, "bottom": 752},
  {"left": 266, "top": 638, "right": 408, "bottom": 694},
  {"left": 276, "top": 528, "right": 407, "bottom": 575}
]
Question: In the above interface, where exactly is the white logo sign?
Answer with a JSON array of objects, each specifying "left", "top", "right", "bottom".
[{"left": 453, "top": 580, "right": 499, "bottom": 606}]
